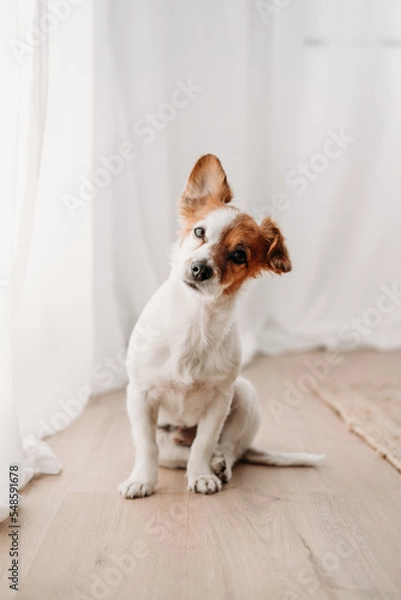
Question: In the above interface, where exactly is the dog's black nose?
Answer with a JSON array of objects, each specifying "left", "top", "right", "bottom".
[{"left": 191, "top": 261, "right": 213, "bottom": 282}]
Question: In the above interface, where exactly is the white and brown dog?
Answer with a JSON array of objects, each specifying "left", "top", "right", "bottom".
[{"left": 119, "top": 154, "right": 323, "bottom": 499}]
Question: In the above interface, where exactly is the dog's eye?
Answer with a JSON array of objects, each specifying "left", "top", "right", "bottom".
[
  {"left": 230, "top": 249, "right": 247, "bottom": 265},
  {"left": 194, "top": 227, "right": 205, "bottom": 238}
]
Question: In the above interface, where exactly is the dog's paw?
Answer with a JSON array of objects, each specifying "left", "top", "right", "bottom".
[
  {"left": 187, "top": 474, "right": 222, "bottom": 495},
  {"left": 118, "top": 479, "right": 155, "bottom": 499},
  {"left": 211, "top": 452, "right": 232, "bottom": 484}
]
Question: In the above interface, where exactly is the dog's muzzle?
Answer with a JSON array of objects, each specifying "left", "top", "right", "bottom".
[{"left": 191, "top": 261, "right": 213, "bottom": 282}]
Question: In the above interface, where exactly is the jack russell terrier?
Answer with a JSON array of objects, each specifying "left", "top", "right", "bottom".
[{"left": 119, "top": 154, "right": 324, "bottom": 498}]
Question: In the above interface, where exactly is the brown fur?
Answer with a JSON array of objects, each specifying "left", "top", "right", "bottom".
[
  {"left": 213, "top": 214, "right": 292, "bottom": 295},
  {"left": 260, "top": 217, "right": 292, "bottom": 275},
  {"left": 178, "top": 154, "right": 233, "bottom": 238}
]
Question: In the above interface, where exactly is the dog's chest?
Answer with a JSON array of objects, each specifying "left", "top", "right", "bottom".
[
  {"left": 151, "top": 343, "right": 234, "bottom": 427},
  {"left": 130, "top": 291, "right": 240, "bottom": 425},
  {"left": 156, "top": 380, "right": 213, "bottom": 427}
]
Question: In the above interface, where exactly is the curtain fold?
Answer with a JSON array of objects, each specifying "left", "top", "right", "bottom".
[
  {"left": 1, "top": 0, "right": 94, "bottom": 520},
  {"left": 1, "top": 0, "right": 58, "bottom": 521}
]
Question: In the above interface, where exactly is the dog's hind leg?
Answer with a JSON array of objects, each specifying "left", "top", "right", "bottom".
[
  {"left": 212, "top": 376, "right": 325, "bottom": 482},
  {"left": 211, "top": 376, "right": 261, "bottom": 483},
  {"left": 157, "top": 428, "right": 190, "bottom": 469}
]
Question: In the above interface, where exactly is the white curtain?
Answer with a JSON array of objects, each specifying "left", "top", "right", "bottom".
[
  {"left": 92, "top": 0, "right": 401, "bottom": 361},
  {"left": 0, "top": 0, "right": 95, "bottom": 519},
  {"left": 1, "top": 0, "right": 401, "bottom": 519}
]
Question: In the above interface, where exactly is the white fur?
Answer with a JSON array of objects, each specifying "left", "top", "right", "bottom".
[
  {"left": 171, "top": 206, "right": 239, "bottom": 296},
  {"left": 119, "top": 207, "right": 324, "bottom": 499}
]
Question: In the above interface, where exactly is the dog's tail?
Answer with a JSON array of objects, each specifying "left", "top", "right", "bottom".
[{"left": 241, "top": 447, "right": 325, "bottom": 467}]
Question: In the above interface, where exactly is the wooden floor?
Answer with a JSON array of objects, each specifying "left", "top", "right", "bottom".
[{"left": 1, "top": 350, "right": 401, "bottom": 599}]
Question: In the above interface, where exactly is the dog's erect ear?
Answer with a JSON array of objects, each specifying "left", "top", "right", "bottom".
[
  {"left": 260, "top": 217, "right": 292, "bottom": 275},
  {"left": 183, "top": 154, "right": 232, "bottom": 203},
  {"left": 178, "top": 155, "right": 232, "bottom": 227}
]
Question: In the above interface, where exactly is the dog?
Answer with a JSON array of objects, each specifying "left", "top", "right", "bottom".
[{"left": 119, "top": 154, "right": 324, "bottom": 498}]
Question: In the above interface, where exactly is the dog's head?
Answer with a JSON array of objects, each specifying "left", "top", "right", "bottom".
[{"left": 174, "top": 154, "right": 292, "bottom": 297}]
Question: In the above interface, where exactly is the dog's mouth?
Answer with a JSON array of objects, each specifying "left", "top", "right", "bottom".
[{"left": 184, "top": 280, "right": 200, "bottom": 292}]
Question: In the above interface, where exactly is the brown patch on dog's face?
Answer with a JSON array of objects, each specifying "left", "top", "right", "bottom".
[
  {"left": 178, "top": 154, "right": 233, "bottom": 238},
  {"left": 211, "top": 214, "right": 292, "bottom": 296}
]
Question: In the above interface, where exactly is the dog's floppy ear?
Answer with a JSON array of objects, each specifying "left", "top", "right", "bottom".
[
  {"left": 179, "top": 155, "right": 232, "bottom": 225},
  {"left": 260, "top": 217, "right": 292, "bottom": 275}
]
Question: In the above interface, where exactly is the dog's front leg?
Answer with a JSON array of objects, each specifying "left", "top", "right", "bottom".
[
  {"left": 119, "top": 383, "right": 159, "bottom": 499},
  {"left": 187, "top": 389, "right": 232, "bottom": 495}
]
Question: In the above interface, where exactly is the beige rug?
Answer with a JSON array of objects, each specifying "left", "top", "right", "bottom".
[{"left": 316, "top": 382, "right": 401, "bottom": 473}]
